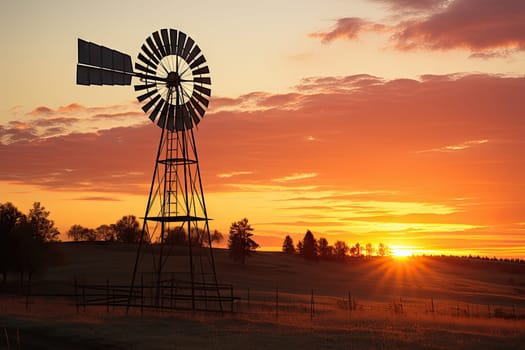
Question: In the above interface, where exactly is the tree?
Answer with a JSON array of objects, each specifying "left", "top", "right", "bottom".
[
  {"left": 227, "top": 218, "right": 259, "bottom": 265},
  {"left": 0, "top": 202, "right": 24, "bottom": 283},
  {"left": 318, "top": 237, "right": 334, "bottom": 259},
  {"left": 333, "top": 240, "right": 349, "bottom": 261},
  {"left": 208, "top": 229, "right": 224, "bottom": 247},
  {"left": 165, "top": 226, "right": 186, "bottom": 245},
  {"left": 114, "top": 215, "right": 141, "bottom": 243},
  {"left": 377, "top": 243, "right": 391, "bottom": 256},
  {"left": 282, "top": 235, "right": 295, "bottom": 254},
  {"left": 365, "top": 243, "right": 374, "bottom": 258},
  {"left": 350, "top": 242, "right": 362, "bottom": 257},
  {"left": 27, "top": 202, "right": 60, "bottom": 242},
  {"left": 300, "top": 230, "right": 318, "bottom": 260},
  {"left": 67, "top": 224, "right": 96, "bottom": 241},
  {"left": 95, "top": 224, "right": 116, "bottom": 241}
]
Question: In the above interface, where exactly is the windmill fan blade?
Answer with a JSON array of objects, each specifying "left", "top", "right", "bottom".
[
  {"left": 148, "top": 97, "right": 165, "bottom": 122},
  {"left": 157, "top": 101, "right": 170, "bottom": 128},
  {"left": 137, "top": 53, "right": 157, "bottom": 70},
  {"left": 141, "top": 44, "right": 159, "bottom": 65},
  {"left": 175, "top": 106, "right": 185, "bottom": 131},
  {"left": 146, "top": 37, "right": 163, "bottom": 61},
  {"left": 182, "top": 106, "right": 193, "bottom": 129},
  {"left": 76, "top": 65, "right": 90, "bottom": 85},
  {"left": 193, "top": 84, "right": 211, "bottom": 97},
  {"left": 189, "top": 55, "right": 206, "bottom": 69},
  {"left": 137, "top": 89, "right": 158, "bottom": 102},
  {"left": 141, "top": 93, "right": 161, "bottom": 113},
  {"left": 134, "top": 82, "right": 156, "bottom": 91},
  {"left": 192, "top": 66, "right": 210, "bottom": 76},
  {"left": 167, "top": 104, "right": 175, "bottom": 131},
  {"left": 187, "top": 104, "right": 201, "bottom": 126},
  {"left": 194, "top": 77, "right": 211, "bottom": 85},
  {"left": 161, "top": 29, "right": 171, "bottom": 55},
  {"left": 181, "top": 37, "right": 195, "bottom": 60},
  {"left": 177, "top": 31, "right": 187, "bottom": 56},
  {"left": 153, "top": 31, "right": 166, "bottom": 57},
  {"left": 189, "top": 97, "right": 206, "bottom": 117},
  {"left": 186, "top": 45, "right": 201, "bottom": 65},
  {"left": 135, "top": 62, "right": 156, "bottom": 76},
  {"left": 192, "top": 91, "right": 209, "bottom": 107},
  {"left": 169, "top": 29, "right": 178, "bottom": 55}
]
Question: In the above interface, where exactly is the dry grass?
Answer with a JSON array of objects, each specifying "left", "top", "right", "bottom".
[{"left": 1, "top": 243, "right": 524, "bottom": 349}]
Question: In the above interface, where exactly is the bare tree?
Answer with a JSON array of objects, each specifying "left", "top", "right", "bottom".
[
  {"left": 365, "top": 243, "right": 374, "bottom": 258},
  {"left": 333, "top": 240, "right": 349, "bottom": 261}
]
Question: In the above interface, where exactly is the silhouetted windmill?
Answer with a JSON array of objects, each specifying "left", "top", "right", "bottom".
[{"left": 76, "top": 29, "right": 224, "bottom": 311}]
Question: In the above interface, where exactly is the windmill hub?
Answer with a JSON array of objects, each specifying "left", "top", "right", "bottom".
[{"left": 166, "top": 71, "right": 180, "bottom": 88}]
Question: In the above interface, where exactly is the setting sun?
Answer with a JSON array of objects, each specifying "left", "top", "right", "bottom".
[{"left": 391, "top": 247, "right": 413, "bottom": 258}]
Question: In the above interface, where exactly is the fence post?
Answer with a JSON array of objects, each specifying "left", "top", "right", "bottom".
[
  {"left": 74, "top": 277, "right": 79, "bottom": 313},
  {"left": 431, "top": 297, "right": 435, "bottom": 314},
  {"left": 247, "top": 288, "right": 250, "bottom": 311},
  {"left": 275, "top": 287, "right": 279, "bottom": 320},
  {"left": 310, "top": 289, "right": 315, "bottom": 320},
  {"left": 106, "top": 279, "right": 110, "bottom": 314},
  {"left": 141, "top": 274, "right": 144, "bottom": 315}
]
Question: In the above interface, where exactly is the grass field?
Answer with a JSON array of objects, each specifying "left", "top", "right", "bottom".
[{"left": 1, "top": 242, "right": 524, "bottom": 349}]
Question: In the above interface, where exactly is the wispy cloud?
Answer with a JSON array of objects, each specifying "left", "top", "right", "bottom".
[
  {"left": 273, "top": 173, "right": 318, "bottom": 182},
  {"left": 418, "top": 139, "right": 489, "bottom": 153},
  {"left": 217, "top": 171, "right": 253, "bottom": 178}
]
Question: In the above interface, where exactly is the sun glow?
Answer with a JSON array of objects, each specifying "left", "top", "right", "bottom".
[{"left": 391, "top": 247, "right": 413, "bottom": 258}]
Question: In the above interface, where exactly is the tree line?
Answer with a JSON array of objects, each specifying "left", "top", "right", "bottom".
[{"left": 282, "top": 230, "right": 392, "bottom": 261}]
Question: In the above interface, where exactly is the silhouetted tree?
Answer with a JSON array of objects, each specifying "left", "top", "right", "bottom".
[
  {"left": 95, "top": 224, "right": 116, "bottom": 241},
  {"left": 296, "top": 240, "right": 303, "bottom": 255},
  {"left": 10, "top": 219, "right": 63, "bottom": 284},
  {"left": 300, "top": 230, "right": 318, "bottom": 260},
  {"left": 365, "top": 243, "right": 374, "bottom": 258},
  {"left": 333, "top": 240, "right": 349, "bottom": 261},
  {"left": 27, "top": 202, "right": 60, "bottom": 242},
  {"left": 114, "top": 215, "right": 141, "bottom": 243},
  {"left": 165, "top": 226, "right": 187, "bottom": 245},
  {"left": 206, "top": 229, "right": 224, "bottom": 247},
  {"left": 377, "top": 243, "right": 391, "bottom": 256},
  {"left": 227, "top": 218, "right": 259, "bottom": 265},
  {"left": 0, "top": 202, "right": 24, "bottom": 283},
  {"left": 318, "top": 237, "right": 334, "bottom": 259},
  {"left": 67, "top": 224, "right": 96, "bottom": 241},
  {"left": 350, "top": 242, "right": 362, "bottom": 257},
  {"left": 282, "top": 235, "right": 295, "bottom": 254}
]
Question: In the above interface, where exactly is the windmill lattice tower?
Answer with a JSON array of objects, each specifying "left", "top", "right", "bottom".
[{"left": 76, "top": 28, "right": 224, "bottom": 311}]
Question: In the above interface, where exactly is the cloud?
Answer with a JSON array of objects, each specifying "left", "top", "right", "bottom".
[
  {"left": 72, "top": 196, "right": 122, "bottom": 201},
  {"left": 394, "top": 0, "right": 525, "bottom": 52},
  {"left": 418, "top": 139, "right": 489, "bottom": 153},
  {"left": 273, "top": 173, "right": 318, "bottom": 182},
  {"left": 2, "top": 73, "right": 524, "bottom": 235},
  {"left": 309, "top": 0, "right": 525, "bottom": 56},
  {"left": 373, "top": 0, "right": 449, "bottom": 11},
  {"left": 217, "top": 171, "right": 253, "bottom": 178},
  {"left": 1, "top": 101, "right": 145, "bottom": 144},
  {"left": 309, "top": 17, "right": 387, "bottom": 44}
]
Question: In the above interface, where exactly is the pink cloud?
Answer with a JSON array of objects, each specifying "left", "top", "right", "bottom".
[
  {"left": 395, "top": 0, "right": 525, "bottom": 51},
  {"left": 310, "top": 0, "right": 525, "bottom": 55},
  {"left": 309, "top": 17, "right": 387, "bottom": 44}
]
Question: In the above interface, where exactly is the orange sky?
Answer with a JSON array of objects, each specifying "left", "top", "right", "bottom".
[{"left": 1, "top": 0, "right": 525, "bottom": 257}]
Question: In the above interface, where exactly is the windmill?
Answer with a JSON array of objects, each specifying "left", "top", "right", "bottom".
[{"left": 76, "top": 29, "right": 224, "bottom": 311}]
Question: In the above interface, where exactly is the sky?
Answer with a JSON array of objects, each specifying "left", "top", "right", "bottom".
[{"left": 1, "top": 0, "right": 524, "bottom": 257}]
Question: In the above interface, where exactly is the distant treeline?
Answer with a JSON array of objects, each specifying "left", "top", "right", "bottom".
[{"left": 282, "top": 230, "right": 392, "bottom": 261}]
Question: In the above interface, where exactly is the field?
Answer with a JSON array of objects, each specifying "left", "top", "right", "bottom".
[{"left": 1, "top": 242, "right": 524, "bottom": 349}]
